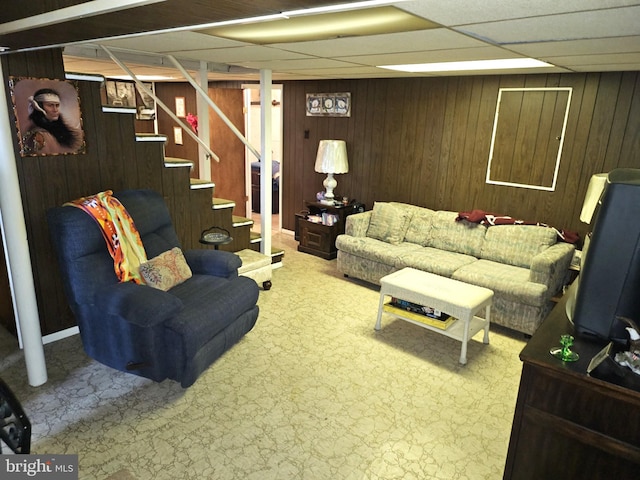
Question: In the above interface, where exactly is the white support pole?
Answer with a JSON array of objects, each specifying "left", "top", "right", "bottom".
[
  {"left": 0, "top": 66, "right": 47, "bottom": 386},
  {"left": 260, "top": 70, "right": 273, "bottom": 256},
  {"left": 197, "top": 61, "right": 212, "bottom": 181}
]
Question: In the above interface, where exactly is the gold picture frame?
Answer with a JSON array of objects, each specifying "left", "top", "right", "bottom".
[{"left": 9, "top": 76, "right": 86, "bottom": 157}]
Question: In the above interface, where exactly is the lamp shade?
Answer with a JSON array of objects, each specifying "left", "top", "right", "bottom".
[
  {"left": 580, "top": 173, "right": 608, "bottom": 224},
  {"left": 315, "top": 140, "right": 348, "bottom": 174}
]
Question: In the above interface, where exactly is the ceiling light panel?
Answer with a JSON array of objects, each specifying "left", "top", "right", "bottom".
[
  {"left": 198, "top": 7, "right": 439, "bottom": 45},
  {"left": 379, "top": 58, "right": 553, "bottom": 73}
]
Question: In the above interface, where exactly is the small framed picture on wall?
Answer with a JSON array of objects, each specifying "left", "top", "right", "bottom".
[
  {"left": 175, "top": 97, "right": 186, "bottom": 117},
  {"left": 306, "top": 92, "right": 351, "bottom": 117},
  {"left": 173, "top": 126, "right": 183, "bottom": 145}
]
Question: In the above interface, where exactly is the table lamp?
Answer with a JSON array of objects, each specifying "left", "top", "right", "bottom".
[
  {"left": 580, "top": 173, "right": 608, "bottom": 224},
  {"left": 315, "top": 139, "right": 348, "bottom": 204}
]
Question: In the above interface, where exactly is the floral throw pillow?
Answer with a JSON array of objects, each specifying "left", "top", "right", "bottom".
[
  {"left": 139, "top": 247, "right": 192, "bottom": 291},
  {"left": 366, "top": 202, "right": 411, "bottom": 245}
]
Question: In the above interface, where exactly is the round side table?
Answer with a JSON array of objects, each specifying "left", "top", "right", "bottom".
[{"left": 199, "top": 227, "right": 232, "bottom": 250}]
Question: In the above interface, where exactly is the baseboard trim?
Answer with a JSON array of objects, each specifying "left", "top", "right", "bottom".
[{"left": 42, "top": 326, "right": 79, "bottom": 345}]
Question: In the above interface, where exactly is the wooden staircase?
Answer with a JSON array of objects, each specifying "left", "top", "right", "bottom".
[{"left": 161, "top": 155, "right": 283, "bottom": 265}]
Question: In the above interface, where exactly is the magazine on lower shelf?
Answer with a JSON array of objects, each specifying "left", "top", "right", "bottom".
[{"left": 384, "top": 298, "right": 457, "bottom": 330}]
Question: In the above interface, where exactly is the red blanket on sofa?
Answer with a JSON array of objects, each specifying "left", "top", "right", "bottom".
[{"left": 456, "top": 209, "right": 579, "bottom": 244}]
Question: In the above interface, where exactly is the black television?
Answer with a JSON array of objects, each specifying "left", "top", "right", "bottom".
[{"left": 567, "top": 168, "right": 640, "bottom": 344}]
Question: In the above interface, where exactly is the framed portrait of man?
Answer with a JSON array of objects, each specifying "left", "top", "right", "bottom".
[{"left": 9, "top": 77, "right": 86, "bottom": 157}]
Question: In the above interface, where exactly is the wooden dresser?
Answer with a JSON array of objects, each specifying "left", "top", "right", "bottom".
[{"left": 503, "top": 295, "right": 640, "bottom": 479}]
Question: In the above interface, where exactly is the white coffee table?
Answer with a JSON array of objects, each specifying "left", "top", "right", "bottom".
[{"left": 375, "top": 268, "right": 493, "bottom": 364}]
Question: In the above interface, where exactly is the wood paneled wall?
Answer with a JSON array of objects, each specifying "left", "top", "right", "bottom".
[
  {"left": 0, "top": 50, "right": 222, "bottom": 336},
  {"left": 2, "top": 50, "right": 640, "bottom": 336},
  {"left": 155, "top": 82, "right": 199, "bottom": 176},
  {"left": 280, "top": 72, "right": 640, "bottom": 240}
]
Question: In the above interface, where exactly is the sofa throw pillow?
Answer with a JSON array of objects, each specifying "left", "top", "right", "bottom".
[
  {"left": 481, "top": 225, "right": 557, "bottom": 268},
  {"left": 366, "top": 202, "right": 411, "bottom": 245},
  {"left": 402, "top": 207, "right": 435, "bottom": 246},
  {"left": 139, "top": 247, "right": 192, "bottom": 291},
  {"left": 428, "top": 211, "right": 487, "bottom": 257}
]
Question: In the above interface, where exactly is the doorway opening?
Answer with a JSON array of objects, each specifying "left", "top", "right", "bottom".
[{"left": 243, "top": 85, "right": 283, "bottom": 234}]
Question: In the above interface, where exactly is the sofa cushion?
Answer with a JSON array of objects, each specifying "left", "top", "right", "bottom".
[
  {"left": 336, "top": 235, "right": 422, "bottom": 264},
  {"left": 395, "top": 247, "right": 478, "bottom": 277},
  {"left": 452, "top": 260, "right": 548, "bottom": 307},
  {"left": 395, "top": 204, "right": 435, "bottom": 246},
  {"left": 427, "top": 211, "right": 487, "bottom": 257},
  {"left": 366, "top": 202, "right": 412, "bottom": 245},
  {"left": 481, "top": 225, "right": 557, "bottom": 268}
]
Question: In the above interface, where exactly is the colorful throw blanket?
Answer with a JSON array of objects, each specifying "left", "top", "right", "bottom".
[
  {"left": 456, "top": 209, "right": 579, "bottom": 244},
  {"left": 66, "top": 190, "right": 148, "bottom": 283}
]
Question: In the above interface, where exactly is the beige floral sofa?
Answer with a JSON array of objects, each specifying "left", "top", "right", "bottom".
[{"left": 335, "top": 202, "right": 575, "bottom": 335}]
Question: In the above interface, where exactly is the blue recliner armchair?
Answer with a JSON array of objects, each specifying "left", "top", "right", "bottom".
[{"left": 47, "top": 189, "right": 259, "bottom": 387}]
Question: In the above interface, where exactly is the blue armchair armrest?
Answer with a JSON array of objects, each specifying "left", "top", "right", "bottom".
[
  {"left": 93, "top": 282, "right": 184, "bottom": 328},
  {"left": 183, "top": 249, "right": 241, "bottom": 279}
]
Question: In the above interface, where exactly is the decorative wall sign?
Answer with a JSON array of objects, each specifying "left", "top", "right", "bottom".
[
  {"left": 9, "top": 76, "right": 86, "bottom": 156},
  {"left": 306, "top": 92, "right": 351, "bottom": 117}
]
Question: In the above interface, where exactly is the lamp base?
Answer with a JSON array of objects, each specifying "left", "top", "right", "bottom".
[{"left": 323, "top": 173, "right": 337, "bottom": 202}]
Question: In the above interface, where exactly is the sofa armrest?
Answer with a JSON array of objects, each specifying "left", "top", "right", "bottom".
[
  {"left": 93, "top": 282, "right": 184, "bottom": 328},
  {"left": 345, "top": 211, "right": 372, "bottom": 237},
  {"left": 529, "top": 243, "right": 575, "bottom": 295},
  {"left": 183, "top": 249, "right": 241, "bottom": 279}
]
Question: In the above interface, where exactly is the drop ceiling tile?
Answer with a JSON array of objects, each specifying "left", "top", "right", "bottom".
[
  {"left": 171, "top": 45, "right": 310, "bottom": 63},
  {"left": 426, "top": 66, "right": 570, "bottom": 76},
  {"left": 273, "top": 66, "right": 414, "bottom": 79},
  {"left": 98, "top": 31, "right": 247, "bottom": 52},
  {"left": 507, "top": 36, "right": 640, "bottom": 57},
  {"left": 544, "top": 52, "right": 640, "bottom": 66},
  {"left": 569, "top": 62, "right": 640, "bottom": 72},
  {"left": 234, "top": 57, "right": 359, "bottom": 71},
  {"left": 456, "top": 6, "right": 640, "bottom": 44},
  {"left": 269, "top": 28, "right": 488, "bottom": 57},
  {"left": 338, "top": 46, "right": 522, "bottom": 67},
  {"left": 399, "top": 0, "right": 639, "bottom": 26}
]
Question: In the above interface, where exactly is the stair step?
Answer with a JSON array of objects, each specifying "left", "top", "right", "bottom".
[
  {"left": 105, "top": 106, "right": 136, "bottom": 114},
  {"left": 250, "top": 231, "right": 262, "bottom": 244},
  {"left": 189, "top": 178, "right": 215, "bottom": 190},
  {"left": 164, "top": 157, "right": 193, "bottom": 169},
  {"left": 232, "top": 215, "right": 253, "bottom": 227},
  {"left": 271, "top": 247, "right": 284, "bottom": 267},
  {"left": 212, "top": 198, "right": 235, "bottom": 210},
  {"left": 135, "top": 133, "right": 167, "bottom": 142}
]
